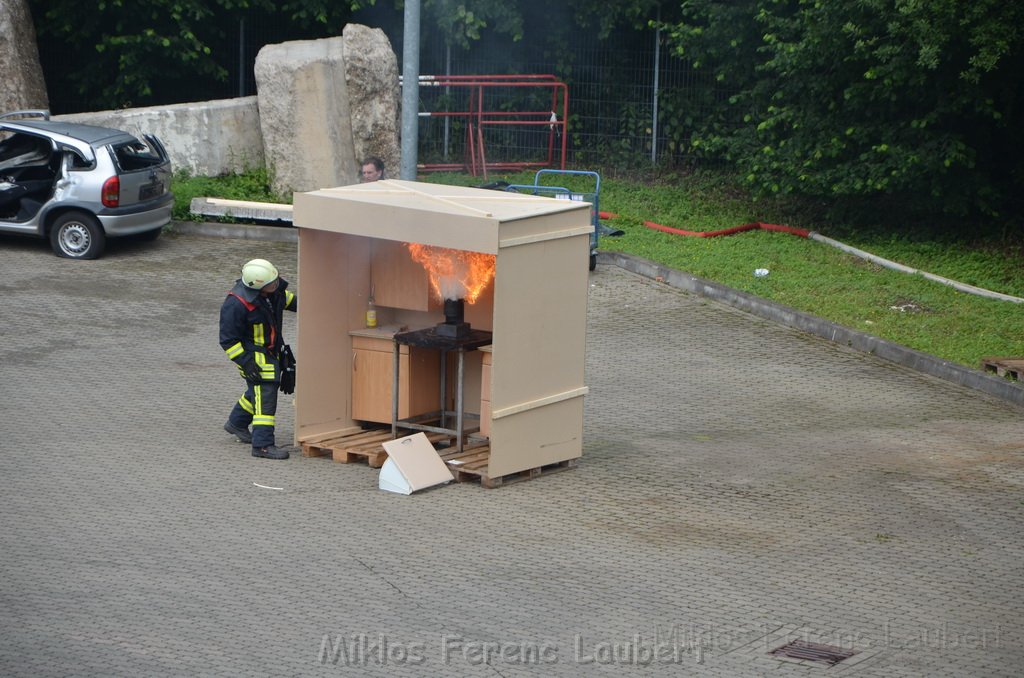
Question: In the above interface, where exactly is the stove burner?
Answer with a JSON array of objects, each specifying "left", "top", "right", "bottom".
[{"left": 436, "top": 298, "right": 470, "bottom": 338}]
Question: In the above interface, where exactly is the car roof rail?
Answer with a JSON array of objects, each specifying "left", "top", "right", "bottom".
[{"left": 0, "top": 109, "right": 51, "bottom": 121}]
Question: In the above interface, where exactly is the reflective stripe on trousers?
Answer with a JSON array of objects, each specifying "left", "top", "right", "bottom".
[{"left": 227, "top": 379, "right": 278, "bottom": 448}]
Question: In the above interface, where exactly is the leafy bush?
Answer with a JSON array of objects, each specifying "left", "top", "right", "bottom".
[
  {"left": 659, "top": 0, "right": 1024, "bottom": 226},
  {"left": 172, "top": 168, "right": 286, "bottom": 221}
]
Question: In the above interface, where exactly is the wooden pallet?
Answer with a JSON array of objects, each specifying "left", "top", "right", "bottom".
[
  {"left": 301, "top": 429, "right": 453, "bottom": 468},
  {"left": 442, "top": 446, "right": 578, "bottom": 488},
  {"left": 981, "top": 356, "right": 1024, "bottom": 381},
  {"left": 301, "top": 428, "right": 392, "bottom": 467}
]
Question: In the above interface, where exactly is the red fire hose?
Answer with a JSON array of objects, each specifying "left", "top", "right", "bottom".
[
  {"left": 598, "top": 211, "right": 810, "bottom": 238},
  {"left": 596, "top": 211, "right": 1024, "bottom": 303}
]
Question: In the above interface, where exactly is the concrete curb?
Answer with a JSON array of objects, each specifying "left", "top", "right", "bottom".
[
  {"left": 168, "top": 220, "right": 298, "bottom": 243},
  {"left": 599, "top": 250, "right": 1024, "bottom": 408}
]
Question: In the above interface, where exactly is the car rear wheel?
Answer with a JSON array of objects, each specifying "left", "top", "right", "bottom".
[{"left": 50, "top": 210, "right": 106, "bottom": 259}]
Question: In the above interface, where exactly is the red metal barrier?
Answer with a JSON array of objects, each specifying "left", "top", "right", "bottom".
[{"left": 415, "top": 75, "right": 568, "bottom": 179}]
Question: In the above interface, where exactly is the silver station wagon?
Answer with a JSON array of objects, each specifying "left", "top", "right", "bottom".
[{"left": 0, "top": 110, "right": 173, "bottom": 259}]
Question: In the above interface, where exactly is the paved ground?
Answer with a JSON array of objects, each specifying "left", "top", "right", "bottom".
[{"left": 1, "top": 230, "right": 1021, "bottom": 677}]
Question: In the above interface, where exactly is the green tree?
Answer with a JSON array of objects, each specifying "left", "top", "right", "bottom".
[
  {"left": 660, "top": 0, "right": 1024, "bottom": 223},
  {"left": 424, "top": 0, "right": 525, "bottom": 50},
  {"left": 565, "top": 0, "right": 662, "bottom": 38},
  {"left": 29, "top": 0, "right": 358, "bottom": 111}
]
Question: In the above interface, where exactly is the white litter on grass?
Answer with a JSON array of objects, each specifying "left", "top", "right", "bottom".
[
  {"left": 754, "top": 268, "right": 770, "bottom": 277},
  {"left": 890, "top": 302, "right": 924, "bottom": 313},
  {"left": 253, "top": 482, "right": 284, "bottom": 490},
  {"left": 809, "top": 232, "right": 1024, "bottom": 303}
]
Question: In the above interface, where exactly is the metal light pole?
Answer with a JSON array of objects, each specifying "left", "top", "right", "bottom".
[
  {"left": 400, "top": 0, "right": 421, "bottom": 180},
  {"left": 651, "top": 6, "right": 661, "bottom": 165}
]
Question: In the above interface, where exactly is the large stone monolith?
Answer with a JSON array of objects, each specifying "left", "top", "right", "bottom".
[
  {"left": 0, "top": 0, "right": 49, "bottom": 112},
  {"left": 254, "top": 25, "right": 400, "bottom": 195},
  {"left": 341, "top": 24, "right": 401, "bottom": 179}
]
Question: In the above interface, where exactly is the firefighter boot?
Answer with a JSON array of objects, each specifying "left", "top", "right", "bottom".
[
  {"left": 224, "top": 421, "right": 253, "bottom": 444},
  {"left": 252, "top": 445, "right": 289, "bottom": 460}
]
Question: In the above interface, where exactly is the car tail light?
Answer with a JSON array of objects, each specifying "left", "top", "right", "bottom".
[{"left": 101, "top": 176, "right": 120, "bottom": 207}]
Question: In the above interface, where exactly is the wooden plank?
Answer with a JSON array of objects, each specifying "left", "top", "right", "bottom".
[
  {"left": 355, "top": 431, "right": 453, "bottom": 469},
  {"left": 341, "top": 429, "right": 393, "bottom": 443},
  {"left": 331, "top": 448, "right": 355, "bottom": 464},
  {"left": 478, "top": 458, "right": 577, "bottom": 489},
  {"left": 308, "top": 428, "right": 469, "bottom": 470},
  {"left": 441, "top": 449, "right": 491, "bottom": 465},
  {"left": 331, "top": 444, "right": 387, "bottom": 467},
  {"left": 456, "top": 454, "right": 491, "bottom": 471},
  {"left": 301, "top": 438, "right": 350, "bottom": 458},
  {"left": 348, "top": 440, "right": 392, "bottom": 454},
  {"left": 438, "top": 441, "right": 489, "bottom": 461},
  {"left": 190, "top": 197, "right": 294, "bottom": 222},
  {"left": 332, "top": 436, "right": 390, "bottom": 466},
  {"left": 302, "top": 438, "right": 351, "bottom": 457},
  {"left": 302, "top": 444, "right": 331, "bottom": 458},
  {"left": 343, "top": 431, "right": 394, "bottom": 446},
  {"left": 981, "top": 357, "right": 1024, "bottom": 380},
  {"left": 343, "top": 431, "right": 453, "bottom": 468},
  {"left": 353, "top": 447, "right": 388, "bottom": 468},
  {"left": 302, "top": 427, "right": 391, "bottom": 457},
  {"left": 490, "top": 386, "right": 589, "bottom": 420},
  {"left": 299, "top": 427, "right": 383, "bottom": 461},
  {"left": 324, "top": 429, "right": 455, "bottom": 468},
  {"left": 506, "top": 458, "right": 577, "bottom": 487},
  {"left": 365, "top": 451, "right": 388, "bottom": 468},
  {"left": 302, "top": 428, "right": 379, "bottom": 445}
]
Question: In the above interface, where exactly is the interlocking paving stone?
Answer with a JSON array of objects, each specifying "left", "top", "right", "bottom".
[{"left": 1, "top": 231, "right": 1021, "bottom": 676}]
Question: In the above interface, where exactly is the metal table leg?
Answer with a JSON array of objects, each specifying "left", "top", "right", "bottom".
[
  {"left": 456, "top": 348, "right": 465, "bottom": 452},
  {"left": 391, "top": 328, "right": 490, "bottom": 452},
  {"left": 391, "top": 340, "right": 400, "bottom": 439},
  {"left": 439, "top": 349, "right": 448, "bottom": 430}
]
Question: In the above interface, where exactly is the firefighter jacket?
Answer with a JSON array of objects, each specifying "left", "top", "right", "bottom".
[{"left": 219, "top": 278, "right": 297, "bottom": 382}]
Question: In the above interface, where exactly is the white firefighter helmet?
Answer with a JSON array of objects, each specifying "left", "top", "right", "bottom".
[{"left": 241, "top": 259, "right": 279, "bottom": 289}]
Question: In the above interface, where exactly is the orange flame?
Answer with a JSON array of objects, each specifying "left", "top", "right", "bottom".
[{"left": 405, "top": 243, "right": 495, "bottom": 304}]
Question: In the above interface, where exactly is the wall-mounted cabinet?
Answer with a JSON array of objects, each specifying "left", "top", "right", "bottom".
[{"left": 370, "top": 240, "right": 437, "bottom": 312}]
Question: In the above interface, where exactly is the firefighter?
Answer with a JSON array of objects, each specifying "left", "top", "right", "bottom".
[{"left": 220, "top": 258, "right": 297, "bottom": 460}]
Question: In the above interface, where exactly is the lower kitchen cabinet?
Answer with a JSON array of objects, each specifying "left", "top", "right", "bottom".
[
  {"left": 479, "top": 346, "right": 492, "bottom": 438},
  {"left": 351, "top": 333, "right": 440, "bottom": 425}
]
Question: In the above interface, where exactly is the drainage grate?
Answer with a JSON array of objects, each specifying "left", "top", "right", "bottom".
[{"left": 770, "top": 639, "right": 858, "bottom": 666}]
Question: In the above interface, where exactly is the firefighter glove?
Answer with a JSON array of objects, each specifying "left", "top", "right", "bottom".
[
  {"left": 240, "top": 358, "right": 261, "bottom": 382},
  {"left": 279, "top": 345, "right": 296, "bottom": 394}
]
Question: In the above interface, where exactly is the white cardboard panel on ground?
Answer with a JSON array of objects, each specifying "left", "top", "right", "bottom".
[{"left": 379, "top": 433, "right": 454, "bottom": 494}]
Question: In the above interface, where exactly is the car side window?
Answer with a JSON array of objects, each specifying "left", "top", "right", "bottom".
[
  {"left": 65, "top": 148, "right": 92, "bottom": 170},
  {"left": 112, "top": 139, "right": 162, "bottom": 172}
]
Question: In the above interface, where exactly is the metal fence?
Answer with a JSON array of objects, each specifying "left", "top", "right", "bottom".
[
  {"left": 414, "top": 41, "right": 722, "bottom": 170},
  {"left": 38, "top": 13, "right": 723, "bottom": 171}
]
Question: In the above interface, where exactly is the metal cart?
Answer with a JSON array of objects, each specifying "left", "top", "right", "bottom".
[{"left": 505, "top": 169, "right": 601, "bottom": 271}]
